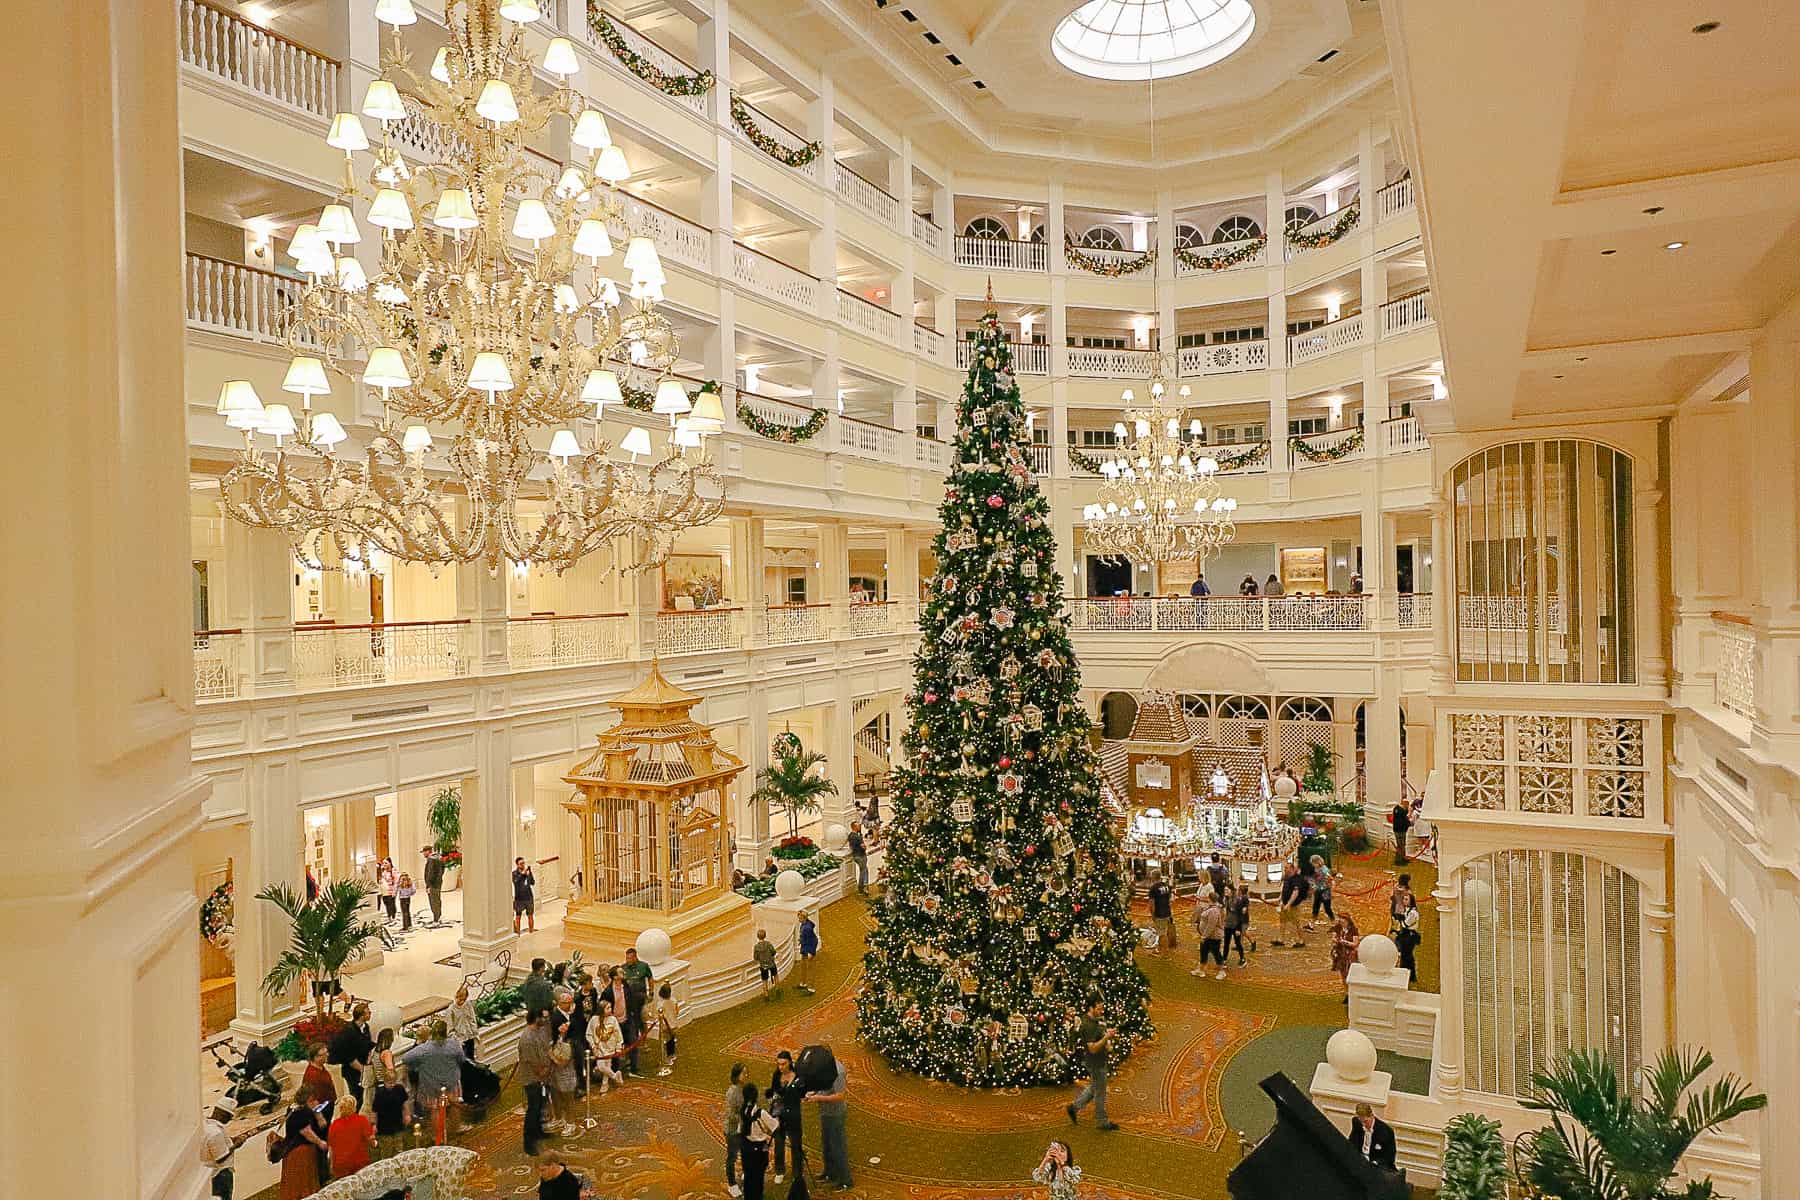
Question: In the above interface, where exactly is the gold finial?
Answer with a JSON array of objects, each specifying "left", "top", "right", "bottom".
[{"left": 985, "top": 276, "right": 995, "bottom": 305}]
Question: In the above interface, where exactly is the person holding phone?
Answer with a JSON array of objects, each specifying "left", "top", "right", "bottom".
[{"left": 1033, "top": 1140, "right": 1082, "bottom": 1200}]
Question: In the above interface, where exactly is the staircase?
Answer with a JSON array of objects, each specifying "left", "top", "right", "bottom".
[{"left": 854, "top": 724, "right": 890, "bottom": 774}]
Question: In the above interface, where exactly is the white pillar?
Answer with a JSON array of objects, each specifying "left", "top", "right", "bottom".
[
  {"left": 231, "top": 755, "right": 304, "bottom": 1041},
  {"left": 459, "top": 725, "right": 520, "bottom": 971},
  {"left": 1, "top": 4, "right": 207, "bottom": 1195},
  {"left": 225, "top": 522, "right": 298, "bottom": 695},
  {"left": 1429, "top": 869, "right": 1465, "bottom": 1100}
]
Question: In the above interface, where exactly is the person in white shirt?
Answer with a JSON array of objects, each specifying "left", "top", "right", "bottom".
[
  {"left": 447, "top": 984, "right": 479, "bottom": 1062},
  {"left": 199, "top": 1097, "right": 242, "bottom": 1200}
]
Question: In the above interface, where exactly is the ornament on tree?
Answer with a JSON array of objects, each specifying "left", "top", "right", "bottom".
[
  {"left": 996, "top": 770, "right": 1023, "bottom": 797},
  {"left": 1022, "top": 704, "right": 1045, "bottom": 731},
  {"left": 1008, "top": 1013, "right": 1029, "bottom": 1041},
  {"left": 999, "top": 655, "right": 1022, "bottom": 679},
  {"left": 991, "top": 607, "right": 1016, "bottom": 630},
  {"left": 951, "top": 797, "right": 975, "bottom": 823},
  {"left": 946, "top": 528, "right": 976, "bottom": 553}
]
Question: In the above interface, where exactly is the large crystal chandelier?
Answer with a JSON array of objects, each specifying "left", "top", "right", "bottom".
[
  {"left": 216, "top": 0, "right": 722, "bottom": 573},
  {"left": 1082, "top": 378, "right": 1237, "bottom": 566}
]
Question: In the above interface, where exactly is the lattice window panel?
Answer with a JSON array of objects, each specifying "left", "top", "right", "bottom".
[
  {"left": 1462, "top": 850, "right": 1643, "bottom": 1098},
  {"left": 1518, "top": 765, "right": 1574, "bottom": 814},
  {"left": 1453, "top": 764, "right": 1506, "bottom": 809},
  {"left": 1446, "top": 711, "right": 1652, "bottom": 819},
  {"left": 1516, "top": 715, "right": 1572, "bottom": 763},
  {"left": 1277, "top": 719, "right": 1332, "bottom": 770},
  {"left": 1453, "top": 713, "right": 1504, "bottom": 761}
]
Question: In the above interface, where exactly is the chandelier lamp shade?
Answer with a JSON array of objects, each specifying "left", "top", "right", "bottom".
[
  {"left": 216, "top": 0, "right": 723, "bottom": 574},
  {"left": 1082, "top": 379, "right": 1238, "bottom": 567}
]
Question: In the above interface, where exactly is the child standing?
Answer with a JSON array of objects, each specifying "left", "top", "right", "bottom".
[
  {"left": 796, "top": 911, "right": 819, "bottom": 994},
  {"left": 650, "top": 982, "right": 681, "bottom": 1076},
  {"left": 395, "top": 872, "right": 416, "bottom": 931},
  {"left": 753, "top": 929, "right": 778, "bottom": 998}
]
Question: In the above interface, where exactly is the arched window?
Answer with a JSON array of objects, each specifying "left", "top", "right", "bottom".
[
  {"left": 1452, "top": 439, "right": 1635, "bottom": 684},
  {"left": 1174, "top": 223, "right": 1206, "bottom": 249},
  {"left": 1099, "top": 691, "right": 1138, "bottom": 739},
  {"left": 1213, "top": 214, "right": 1262, "bottom": 242},
  {"left": 1028, "top": 224, "right": 1047, "bottom": 244},
  {"left": 1080, "top": 226, "right": 1125, "bottom": 250},
  {"left": 1278, "top": 697, "right": 1332, "bottom": 723},
  {"left": 1460, "top": 850, "right": 1644, "bottom": 1098},
  {"left": 1179, "top": 693, "right": 1211, "bottom": 719},
  {"left": 962, "top": 216, "right": 1009, "bottom": 240},
  {"left": 1217, "top": 695, "right": 1269, "bottom": 751},
  {"left": 1283, "top": 204, "right": 1321, "bottom": 235}
]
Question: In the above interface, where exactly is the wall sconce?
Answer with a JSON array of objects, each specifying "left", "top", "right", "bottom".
[
  {"left": 519, "top": 807, "right": 537, "bottom": 828},
  {"left": 1323, "top": 292, "right": 1343, "bottom": 322}
]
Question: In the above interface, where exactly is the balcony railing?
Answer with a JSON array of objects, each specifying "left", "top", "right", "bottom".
[
  {"left": 1376, "top": 176, "right": 1415, "bottom": 223},
  {"left": 847, "top": 600, "right": 899, "bottom": 638},
  {"left": 737, "top": 391, "right": 822, "bottom": 438},
  {"left": 1066, "top": 594, "right": 1369, "bottom": 632},
  {"left": 185, "top": 253, "right": 314, "bottom": 346},
  {"left": 1174, "top": 236, "right": 1266, "bottom": 275},
  {"left": 580, "top": 9, "right": 709, "bottom": 116},
  {"left": 835, "top": 415, "right": 903, "bottom": 462},
  {"left": 912, "top": 212, "right": 945, "bottom": 256},
  {"left": 954, "top": 235, "right": 1048, "bottom": 273},
  {"left": 193, "top": 630, "right": 245, "bottom": 700},
  {"left": 1066, "top": 244, "right": 1155, "bottom": 273},
  {"left": 505, "top": 613, "right": 630, "bottom": 669},
  {"left": 621, "top": 193, "right": 711, "bottom": 273},
  {"left": 1287, "top": 312, "right": 1367, "bottom": 365},
  {"left": 656, "top": 607, "right": 744, "bottom": 656},
  {"left": 1397, "top": 593, "right": 1433, "bottom": 630},
  {"left": 179, "top": 0, "right": 340, "bottom": 119},
  {"left": 1027, "top": 443, "right": 1053, "bottom": 475},
  {"left": 291, "top": 619, "right": 474, "bottom": 689},
  {"left": 731, "top": 242, "right": 822, "bottom": 312},
  {"left": 1383, "top": 415, "right": 1428, "bottom": 454},
  {"left": 392, "top": 94, "right": 464, "bottom": 163},
  {"left": 1068, "top": 346, "right": 1155, "bottom": 379},
  {"left": 1380, "top": 289, "right": 1434, "bottom": 338},
  {"left": 834, "top": 162, "right": 899, "bottom": 226},
  {"left": 958, "top": 339, "right": 1050, "bottom": 375},
  {"left": 731, "top": 97, "right": 823, "bottom": 181},
  {"left": 912, "top": 322, "right": 948, "bottom": 363},
  {"left": 836, "top": 288, "right": 902, "bottom": 342},
  {"left": 1714, "top": 615, "right": 1755, "bottom": 719},
  {"left": 1289, "top": 426, "right": 1365, "bottom": 469},
  {"left": 1176, "top": 339, "right": 1270, "bottom": 376},
  {"left": 913, "top": 438, "right": 948, "bottom": 470},
  {"left": 762, "top": 603, "right": 829, "bottom": 646}
]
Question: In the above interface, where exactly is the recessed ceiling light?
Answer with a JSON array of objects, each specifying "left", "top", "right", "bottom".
[
  {"left": 1575, "top": 355, "right": 1588, "bottom": 362},
  {"left": 1692, "top": 20, "right": 1720, "bottom": 33},
  {"left": 1642, "top": 205, "right": 1664, "bottom": 216},
  {"left": 1553, "top": 374, "right": 1565, "bottom": 380},
  {"left": 1665, "top": 241, "right": 1686, "bottom": 251},
  {"left": 1600, "top": 249, "right": 1617, "bottom": 256}
]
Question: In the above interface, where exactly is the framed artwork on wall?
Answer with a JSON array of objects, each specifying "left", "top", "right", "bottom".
[{"left": 662, "top": 553, "right": 725, "bottom": 609}]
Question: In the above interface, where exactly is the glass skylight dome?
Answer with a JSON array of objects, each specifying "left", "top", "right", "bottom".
[{"left": 1051, "top": 0, "right": 1257, "bottom": 81}]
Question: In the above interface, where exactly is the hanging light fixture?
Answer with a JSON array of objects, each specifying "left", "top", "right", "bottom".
[
  {"left": 217, "top": 0, "right": 722, "bottom": 574},
  {"left": 1081, "top": 71, "right": 1236, "bottom": 572}
]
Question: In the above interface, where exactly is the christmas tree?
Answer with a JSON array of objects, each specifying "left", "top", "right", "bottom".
[{"left": 855, "top": 305, "right": 1152, "bottom": 1086}]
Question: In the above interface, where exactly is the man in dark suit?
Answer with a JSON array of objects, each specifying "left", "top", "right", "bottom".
[
  {"left": 1346, "top": 1102, "right": 1397, "bottom": 1169},
  {"left": 328, "top": 1003, "right": 374, "bottom": 1110}
]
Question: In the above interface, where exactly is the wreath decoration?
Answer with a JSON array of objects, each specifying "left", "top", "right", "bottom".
[
  {"left": 737, "top": 395, "right": 827, "bottom": 443},
  {"left": 587, "top": 6, "right": 716, "bottom": 97},
  {"left": 1287, "top": 205, "right": 1361, "bottom": 251},
  {"left": 1289, "top": 427, "right": 1363, "bottom": 463},
  {"left": 730, "top": 94, "right": 823, "bottom": 169},
  {"left": 771, "top": 730, "right": 805, "bottom": 759},
  {"left": 200, "top": 880, "right": 235, "bottom": 956},
  {"left": 1064, "top": 240, "right": 1155, "bottom": 276},
  {"left": 1174, "top": 237, "right": 1267, "bottom": 272}
]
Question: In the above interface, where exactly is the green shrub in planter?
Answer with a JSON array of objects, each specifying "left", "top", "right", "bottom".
[
  {"left": 1440, "top": 1113, "right": 1506, "bottom": 1200},
  {"left": 1339, "top": 822, "right": 1371, "bottom": 853}
]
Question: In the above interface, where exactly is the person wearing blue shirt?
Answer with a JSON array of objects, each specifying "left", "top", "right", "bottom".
[
  {"left": 796, "top": 911, "right": 819, "bottom": 994},
  {"left": 1189, "top": 575, "right": 1210, "bottom": 596}
]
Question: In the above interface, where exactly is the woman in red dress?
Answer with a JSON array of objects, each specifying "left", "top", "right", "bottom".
[{"left": 278, "top": 1082, "right": 330, "bottom": 1199}]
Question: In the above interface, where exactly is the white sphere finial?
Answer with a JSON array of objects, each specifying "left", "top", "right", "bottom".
[
  {"left": 824, "top": 822, "right": 849, "bottom": 851},
  {"left": 775, "top": 869, "right": 805, "bottom": 901},
  {"left": 1326, "top": 1029, "right": 1378, "bottom": 1082},
  {"left": 635, "top": 927, "right": 673, "bottom": 966},
  {"left": 1356, "top": 932, "right": 1399, "bottom": 976}
]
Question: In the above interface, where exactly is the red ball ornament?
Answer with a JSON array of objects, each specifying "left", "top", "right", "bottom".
[
  {"left": 1024, "top": 844, "right": 1036, "bottom": 855},
  {"left": 998, "top": 756, "right": 1011, "bottom": 769},
  {"left": 1073, "top": 903, "right": 1083, "bottom": 913},
  {"left": 924, "top": 692, "right": 938, "bottom": 703},
  {"left": 987, "top": 495, "right": 1004, "bottom": 508}
]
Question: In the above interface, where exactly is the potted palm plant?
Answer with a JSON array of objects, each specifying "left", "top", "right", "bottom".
[
  {"left": 1513, "top": 1046, "right": 1766, "bottom": 1200},
  {"left": 753, "top": 734, "right": 838, "bottom": 839},
  {"left": 428, "top": 786, "right": 463, "bottom": 888},
  {"left": 257, "top": 878, "right": 394, "bottom": 1019}
]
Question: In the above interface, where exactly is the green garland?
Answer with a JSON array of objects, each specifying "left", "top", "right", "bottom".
[
  {"left": 1068, "top": 446, "right": 1110, "bottom": 475},
  {"left": 1174, "top": 236, "right": 1267, "bottom": 272},
  {"left": 730, "top": 94, "right": 823, "bottom": 169},
  {"left": 1212, "top": 440, "right": 1271, "bottom": 471},
  {"left": 737, "top": 395, "right": 827, "bottom": 443},
  {"left": 1289, "top": 427, "right": 1363, "bottom": 463},
  {"left": 618, "top": 377, "right": 719, "bottom": 415},
  {"left": 1064, "top": 240, "right": 1155, "bottom": 276},
  {"left": 587, "top": 6, "right": 715, "bottom": 97},
  {"left": 1287, "top": 204, "right": 1361, "bottom": 250}
]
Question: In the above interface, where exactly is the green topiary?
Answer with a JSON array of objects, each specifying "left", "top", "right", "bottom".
[{"left": 1440, "top": 1112, "right": 1507, "bottom": 1200}]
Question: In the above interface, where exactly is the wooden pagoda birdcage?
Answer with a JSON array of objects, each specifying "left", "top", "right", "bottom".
[{"left": 560, "top": 663, "right": 752, "bottom": 962}]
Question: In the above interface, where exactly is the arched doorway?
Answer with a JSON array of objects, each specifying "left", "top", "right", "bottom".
[{"left": 1099, "top": 691, "right": 1138, "bottom": 739}]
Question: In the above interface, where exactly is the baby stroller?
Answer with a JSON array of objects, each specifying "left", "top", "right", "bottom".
[
  {"left": 459, "top": 1056, "right": 502, "bottom": 1116},
  {"left": 208, "top": 1039, "right": 282, "bottom": 1113}
]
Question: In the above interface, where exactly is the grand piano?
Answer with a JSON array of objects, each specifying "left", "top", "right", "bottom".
[{"left": 1227, "top": 1073, "right": 1412, "bottom": 1200}]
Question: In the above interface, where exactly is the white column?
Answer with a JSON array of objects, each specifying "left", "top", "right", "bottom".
[
  {"left": 1266, "top": 173, "right": 1290, "bottom": 486},
  {"left": 1429, "top": 500, "right": 1453, "bottom": 684},
  {"left": 459, "top": 725, "right": 520, "bottom": 971},
  {"left": 818, "top": 521, "right": 849, "bottom": 636},
  {"left": 1, "top": 3, "right": 207, "bottom": 1195},
  {"left": 1429, "top": 869, "right": 1465, "bottom": 1100},
  {"left": 231, "top": 755, "right": 304, "bottom": 1040},
  {"left": 1635, "top": 484, "right": 1668, "bottom": 688},
  {"left": 224, "top": 522, "right": 298, "bottom": 694},
  {"left": 1364, "top": 665, "right": 1403, "bottom": 813}
]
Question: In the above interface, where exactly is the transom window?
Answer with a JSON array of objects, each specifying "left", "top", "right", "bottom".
[
  {"left": 1051, "top": 0, "right": 1258, "bottom": 82},
  {"left": 1283, "top": 205, "right": 1321, "bottom": 235},
  {"left": 1213, "top": 214, "right": 1262, "bottom": 242},
  {"left": 1028, "top": 224, "right": 1047, "bottom": 244},
  {"left": 1081, "top": 226, "right": 1126, "bottom": 250},
  {"left": 1174, "top": 223, "right": 1206, "bottom": 249},
  {"left": 962, "top": 216, "right": 1009, "bottom": 240}
]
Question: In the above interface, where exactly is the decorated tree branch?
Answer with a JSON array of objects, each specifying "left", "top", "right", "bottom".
[
  {"left": 587, "top": 6, "right": 716, "bottom": 97},
  {"left": 856, "top": 305, "right": 1153, "bottom": 1086}
]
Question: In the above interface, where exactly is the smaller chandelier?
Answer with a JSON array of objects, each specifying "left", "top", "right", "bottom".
[{"left": 1082, "top": 378, "right": 1237, "bottom": 567}]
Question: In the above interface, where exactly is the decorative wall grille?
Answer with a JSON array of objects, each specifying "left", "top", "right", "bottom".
[{"left": 1448, "top": 712, "right": 1649, "bottom": 820}]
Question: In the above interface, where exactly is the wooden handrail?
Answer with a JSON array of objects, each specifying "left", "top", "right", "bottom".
[
  {"left": 837, "top": 160, "right": 896, "bottom": 201},
  {"left": 737, "top": 388, "right": 818, "bottom": 415},
  {"left": 837, "top": 286, "right": 893, "bottom": 314},
  {"left": 733, "top": 239, "right": 820, "bottom": 281},
  {"left": 290, "top": 618, "right": 471, "bottom": 632},
  {"left": 913, "top": 211, "right": 941, "bottom": 229},
  {"left": 185, "top": 250, "right": 293, "bottom": 284},
  {"left": 734, "top": 93, "right": 811, "bottom": 144},
  {"left": 194, "top": 627, "right": 246, "bottom": 637},
  {"left": 849, "top": 599, "right": 897, "bottom": 607},
  {"left": 836, "top": 412, "right": 900, "bottom": 433},
  {"left": 602, "top": 11, "right": 700, "bottom": 74},
  {"left": 767, "top": 602, "right": 832, "bottom": 610},
  {"left": 659, "top": 605, "right": 745, "bottom": 615},
  {"left": 187, "top": 0, "right": 342, "bottom": 66},
  {"left": 621, "top": 189, "right": 703, "bottom": 229},
  {"left": 955, "top": 232, "right": 1034, "bottom": 246},
  {"left": 1711, "top": 611, "right": 1753, "bottom": 627},
  {"left": 912, "top": 319, "right": 941, "bottom": 333},
  {"left": 506, "top": 611, "right": 630, "bottom": 622}
]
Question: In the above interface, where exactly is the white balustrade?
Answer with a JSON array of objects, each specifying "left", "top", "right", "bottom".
[
  {"left": 656, "top": 607, "right": 743, "bottom": 656},
  {"left": 846, "top": 601, "right": 897, "bottom": 638},
  {"left": 1066, "top": 244, "right": 1155, "bottom": 274},
  {"left": 1457, "top": 596, "right": 1569, "bottom": 634},
  {"left": 192, "top": 631, "right": 245, "bottom": 700},
  {"left": 392, "top": 95, "right": 464, "bottom": 163},
  {"left": 912, "top": 212, "right": 946, "bottom": 256},
  {"left": 179, "top": 0, "right": 340, "bottom": 118},
  {"left": 1384, "top": 415, "right": 1428, "bottom": 454},
  {"left": 913, "top": 438, "right": 948, "bottom": 470},
  {"left": 1066, "top": 594, "right": 1369, "bottom": 633},
  {"left": 732, "top": 243, "right": 821, "bottom": 312},
  {"left": 1376, "top": 176, "right": 1415, "bottom": 222},
  {"left": 836, "top": 289, "right": 902, "bottom": 342},
  {"left": 1397, "top": 593, "right": 1433, "bottom": 630},
  {"left": 581, "top": 11, "right": 709, "bottom": 116},
  {"left": 835, "top": 416, "right": 902, "bottom": 462},
  {"left": 1177, "top": 340, "right": 1270, "bottom": 376},
  {"left": 185, "top": 253, "right": 315, "bottom": 347},
  {"left": 1174, "top": 237, "right": 1266, "bottom": 275},
  {"left": 1715, "top": 619, "right": 1755, "bottom": 719},
  {"left": 957, "top": 339, "right": 1049, "bottom": 375},
  {"left": 291, "top": 620, "right": 473, "bottom": 689},
  {"left": 762, "top": 604, "right": 828, "bottom": 646},
  {"left": 1067, "top": 346, "right": 1156, "bottom": 378},
  {"left": 1287, "top": 312, "right": 1367, "bottom": 365},
  {"left": 953, "top": 236, "right": 1049, "bottom": 272},
  {"left": 1026, "top": 444, "right": 1052, "bottom": 475},
  {"left": 506, "top": 613, "right": 629, "bottom": 669},
  {"left": 621, "top": 195, "right": 711, "bottom": 273},
  {"left": 1290, "top": 426, "right": 1365, "bottom": 469},
  {"left": 737, "top": 392, "right": 823, "bottom": 439},
  {"left": 1380, "top": 290, "right": 1434, "bottom": 338},
  {"left": 912, "top": 323, "right": 948, "bottom": 363},
  {"left": 834, "top": 163, "right": 900, "bottom": 226},
  {"left": 731, "top": 98, "right": 822, "bottom": 180}
]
